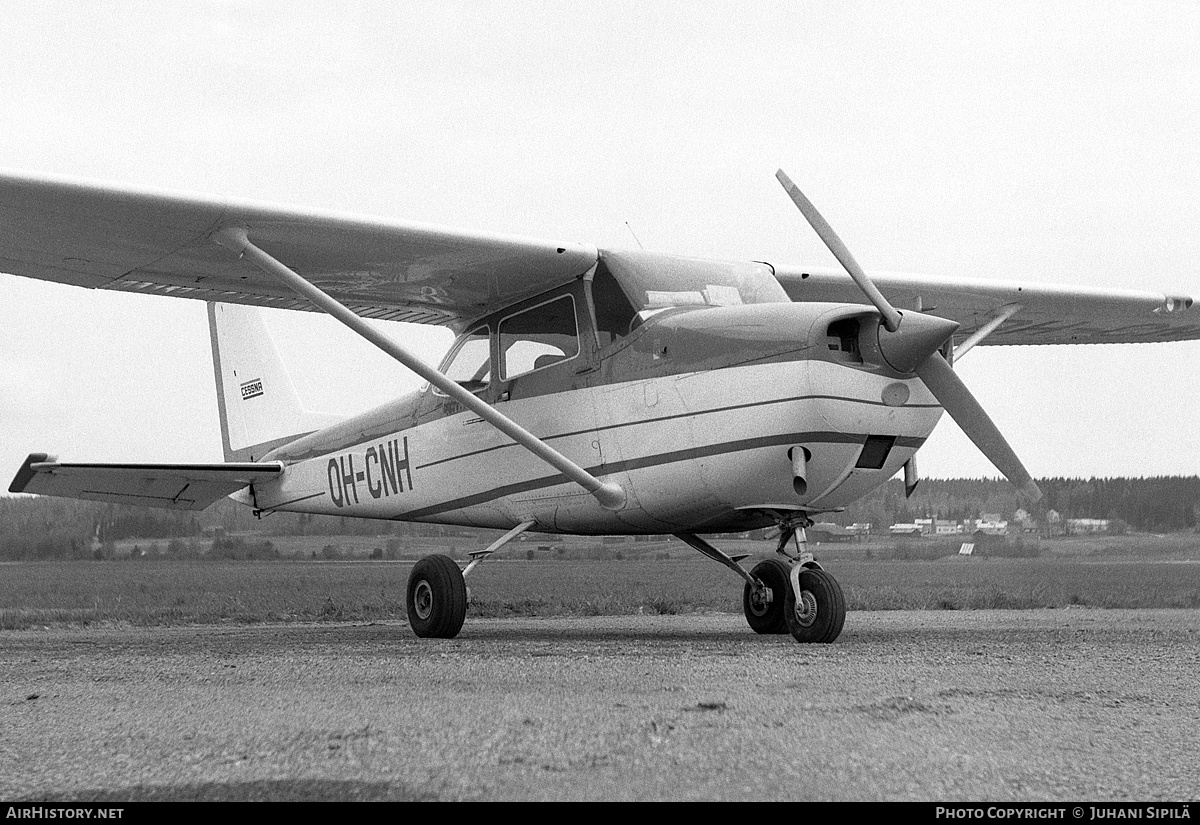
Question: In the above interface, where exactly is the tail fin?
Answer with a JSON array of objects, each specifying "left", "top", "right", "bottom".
[{"left": 207, "top": 302, "right": 342, "bottom": 461}]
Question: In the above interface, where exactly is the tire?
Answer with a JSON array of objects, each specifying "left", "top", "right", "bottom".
[
  {"left": 784, "top": 567, "right": 846, "bottom": 644},
  {"left": 743, "top": 558, "right": 791, "bottom": 634},
  {"left": 406, "top": 555, "right": 468, "bottom": 639}
]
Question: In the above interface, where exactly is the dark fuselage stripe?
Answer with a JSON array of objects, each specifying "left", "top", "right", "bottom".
[{"left": 395, "top": 430, "right": 926, "bottom": 521}]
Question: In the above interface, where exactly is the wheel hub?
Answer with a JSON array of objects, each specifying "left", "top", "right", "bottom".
[
  {"left": 748, "top": 582, "right": 773, "bottom": 617},
  {"left": 413, "top": 580, "right": 433, "bottom": 620},
  {"left": 793, "top": 588, "right": 817, "bottom": 627}
]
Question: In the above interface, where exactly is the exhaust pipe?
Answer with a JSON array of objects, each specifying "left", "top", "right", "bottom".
[{"left": 788, "top": 446, "right": 810, "bottom": 496}]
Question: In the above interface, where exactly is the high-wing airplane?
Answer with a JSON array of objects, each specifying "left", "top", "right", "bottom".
[{"left": 4, "top": 169, "right": 1198, "bottom": 643}]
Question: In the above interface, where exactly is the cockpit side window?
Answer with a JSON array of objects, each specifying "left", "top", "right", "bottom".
[
  {"left": 498, "top": 295, "right": 580, "bottom": 381},
  {"left": 435, "top": 324, "right": 491, "bottom": 394}
]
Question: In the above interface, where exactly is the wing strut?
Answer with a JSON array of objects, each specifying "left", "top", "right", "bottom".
[
  {"left": 951, "top": 303, "right": 1022, "bottom": 363},
  {"left": 211, "top": 227, "right": 627, "bottom": 512}
]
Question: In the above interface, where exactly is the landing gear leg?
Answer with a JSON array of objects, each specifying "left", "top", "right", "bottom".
[
  {"left": 770, "top": 516, "right": 845, "bottom": 643},
  {"left": 774, "top": 514, "right": 816, "bottom": 566}
]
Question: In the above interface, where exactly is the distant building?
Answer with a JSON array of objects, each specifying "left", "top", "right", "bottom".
[
  {"left": 973, "top": 518, "right": 1008, "bottom": 536},
  {"left": 1067, "top": 518, "right": 1111, "bottom": 535},
  {"left": 809, "top": 522, "right": 856, "bottom": 543},
  {"left": 1043, "top": 509, "right": 1065, "bottom": 537},
  {"left": 1012, "top": 509, "right": 1038, "bottom": 534}
]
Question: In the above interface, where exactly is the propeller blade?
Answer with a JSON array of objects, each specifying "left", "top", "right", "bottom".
[
  {"left": 903, "top": 457, "right": 919, "bottom": 499},
  {"left": 915, "top": 353, "right": 1043, "bottom": 501},
  {"left": 774, "top": 169, "right": 1038, "bottom": 501},
  {"left": 775, "top": 169, "right": 903, "bottom": 332}
]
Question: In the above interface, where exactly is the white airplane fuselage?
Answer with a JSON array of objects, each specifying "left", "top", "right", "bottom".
[{"left": 237, "top": 300, "right": 944, "bottom": 534}]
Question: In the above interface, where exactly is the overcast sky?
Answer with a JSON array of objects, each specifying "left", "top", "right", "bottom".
[{"left": 1, "top": 1, "right": 1198, "bottom": 488}]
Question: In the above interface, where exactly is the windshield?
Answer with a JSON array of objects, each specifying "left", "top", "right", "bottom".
[
  {"left": 437, "top": 325, "right": 491, "bottom": 392},
  {"left": 599, "top": 249, "right": 788, "bottom": 315}
]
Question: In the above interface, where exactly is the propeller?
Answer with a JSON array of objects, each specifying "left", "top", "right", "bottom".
[{"left": 775, "top": 169, "right": 1042, "bottom": 501}]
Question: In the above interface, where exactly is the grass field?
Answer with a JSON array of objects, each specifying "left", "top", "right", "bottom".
[{"left": 3, "top": 534, "right": 1200, "bottom": 629}]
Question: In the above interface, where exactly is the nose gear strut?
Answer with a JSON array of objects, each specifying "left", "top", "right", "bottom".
[
  {"left": 771, "top": 512, "right": 817, "bottom": 567},
  {"left": 674, "top": 511, "right": 844, "bottom": 643}
]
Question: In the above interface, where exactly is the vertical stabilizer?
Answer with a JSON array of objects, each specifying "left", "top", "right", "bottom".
[{"left": 207, "top": 303, "right": 341, "bottom": 461}]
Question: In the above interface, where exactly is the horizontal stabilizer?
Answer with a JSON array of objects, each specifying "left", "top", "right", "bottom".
[{"left": 8, "top": 453, "right": 283, "bottom": 511}]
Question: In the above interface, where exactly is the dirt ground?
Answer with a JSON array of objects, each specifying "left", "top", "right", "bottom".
[{"left": 3, "top": 609, "right": 1199, "bottom": 801}]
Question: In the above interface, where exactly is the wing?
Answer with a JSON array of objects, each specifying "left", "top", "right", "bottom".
[
  {"left": 777, "top": 266, "right": 1200, "bottom": 345},
  {"left": 4, "top": 169, "right": 1196, "bottom": 343},
  {"left": 8, "top": 454, "right": 283, "bottom": 511},
  {"left": 0, "top": 170, "right": 598, "bottom": 329}
]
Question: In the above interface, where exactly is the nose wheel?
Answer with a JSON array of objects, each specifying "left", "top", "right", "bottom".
[
  {"left": 783, "top": 566, "right": 845, "bottom": 643},
  {"left": 743, "top": 559, "right": 846, "bottom": 643},
  {"left": 679, "top": 529, "right": 846, "bottom": 644}
]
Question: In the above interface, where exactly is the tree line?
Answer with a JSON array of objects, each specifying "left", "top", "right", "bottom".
[
  {"left": 0, "top": 495, "right": 474, "bottom": 560},
  {"left": 828, "top": 476, "right": 1200, "bottom": 534},
  {"left": 2, "top": 475, "right": 1197, "bottom": 560}
]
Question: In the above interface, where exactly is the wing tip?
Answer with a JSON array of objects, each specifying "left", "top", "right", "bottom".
[{"left": 8, "top": 452, "right": 55, "bottom": 494}]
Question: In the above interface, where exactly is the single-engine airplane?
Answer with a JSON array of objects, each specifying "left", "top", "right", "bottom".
[{"left": 4, "top": 169, "right": 1198, "bottom": 643}]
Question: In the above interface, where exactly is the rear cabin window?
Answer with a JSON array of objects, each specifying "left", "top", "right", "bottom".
[{"left": 499, "top": 295, "right": 580, "bottom": 380}]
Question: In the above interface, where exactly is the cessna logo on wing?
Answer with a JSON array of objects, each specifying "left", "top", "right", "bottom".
[
  {"left": 240, "top": 378, "right": 264, "bottom": 400},
  {"left": 327, "top": 437, "right": 414, "bottom": 508}
]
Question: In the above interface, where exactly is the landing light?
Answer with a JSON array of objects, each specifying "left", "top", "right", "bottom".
[{"left": 1158, "top": 295, "right": 1194, "bottom": 312}]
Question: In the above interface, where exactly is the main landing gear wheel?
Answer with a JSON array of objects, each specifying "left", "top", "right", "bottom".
[
  {"left": 784, "top": 567, "right": 846, "bottom": 644},
  {"left": 743, "top": 558, "right": 791, "bottom": 634},
  {"left": 406, "top": 554, "right": 468, "bottom": 639}
]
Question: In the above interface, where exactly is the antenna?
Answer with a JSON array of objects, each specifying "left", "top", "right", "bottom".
[{"left": 624, "top": 221, "right": 645, "bottom": 250}]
